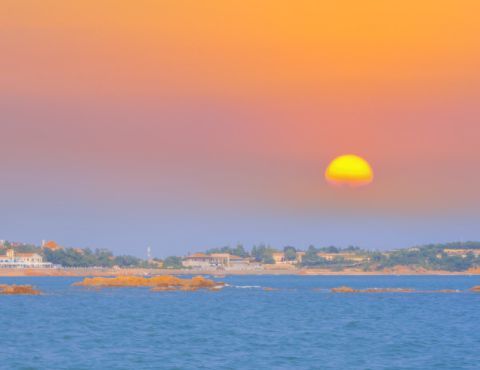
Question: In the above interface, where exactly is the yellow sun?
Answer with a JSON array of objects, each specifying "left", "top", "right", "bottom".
[{"left": 325, "top": 154, "right": 374, "bottom": 187}]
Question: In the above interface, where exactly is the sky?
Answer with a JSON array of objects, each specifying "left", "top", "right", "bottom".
[{"left": 1, "top": 1, "right": 480, "bottom": 257}]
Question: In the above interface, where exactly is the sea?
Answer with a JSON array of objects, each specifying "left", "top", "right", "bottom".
[{"left": 0, "top": 275, "right": 479, "bottom": 370}]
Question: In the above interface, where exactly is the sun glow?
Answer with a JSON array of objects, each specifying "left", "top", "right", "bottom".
[{"left": 325, "top": 154, "right": 374, "bottom": 187}]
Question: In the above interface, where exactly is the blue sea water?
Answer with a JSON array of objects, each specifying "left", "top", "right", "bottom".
[{"left": 0, "top": 275, "right": 479, "bottom": 370}]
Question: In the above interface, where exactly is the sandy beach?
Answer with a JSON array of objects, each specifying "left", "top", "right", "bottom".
[{"left": 1, "top": 266, "right": 479, "bottom": 277}]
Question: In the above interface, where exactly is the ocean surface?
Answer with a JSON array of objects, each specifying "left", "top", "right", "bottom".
[{"left": 1, "top": 275, "right": 479, "bottom": 370}]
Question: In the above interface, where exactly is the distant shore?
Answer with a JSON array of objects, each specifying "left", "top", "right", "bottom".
[{"left": 1, "top": 266, "right": 480, "bottom": 277}]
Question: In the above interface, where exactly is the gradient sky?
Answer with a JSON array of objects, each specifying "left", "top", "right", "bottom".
[{"left": 1, "top": 1, "right": 480, "bottom": 256}]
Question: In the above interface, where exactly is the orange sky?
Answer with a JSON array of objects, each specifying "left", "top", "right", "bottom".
[
  {"left": 1, "top": 1, "right": 480, "bottom": 252},
  {"left": 2, "top": 1, "right": 480, "bottom": 97}
]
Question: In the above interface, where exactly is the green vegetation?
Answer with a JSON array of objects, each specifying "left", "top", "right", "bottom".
[
  {"left": 1, "top": 240, "right": 480, "bottom": 271},
  {"left": 0, "top": 242, "right": 39, "bottom": 254},
  {"left": 370, "top": 243, "right": 480, "bottom": 272},
  {"left": 299, "top": 242, "right": 480, "bottom": 272},
  {"left": 300, "top": 245, "right": 360, "bottom": 268},
  {"left": 251, "top": 244, "right": 276, "bottom": 264},
  {"left": 43, "top": 248, "right": 150, "bottom": 268},
  {"left": 283, "top": 246, "right": 297, "bottom": 261},
  {"left": 205, "top": 244, "right": 249, "bottom": 257},
  {"left": 301, "top": 245, "right": 323, "bottom": 266},
  {"left": 162, "top": 256, "right": 184, "bottom": 269}
]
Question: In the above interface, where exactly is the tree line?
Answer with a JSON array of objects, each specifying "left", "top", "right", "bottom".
[{"left": 2, "top": 240, "right": 480, "bottom": 271}]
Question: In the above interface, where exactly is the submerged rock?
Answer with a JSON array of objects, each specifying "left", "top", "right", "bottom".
[
  {"left": 331, "top": 286, "right": 414, "bottom": 293},
  {"left": 361, "top": 288, "right": 414, "bottom": 293},
  {"left": 331, "top": 286, "right": 356, "bottom": 293},
  {"left": 0, "top": 284, "right": 42, "bottom": 295},
  {"left": 73, "top": 275, "right": 223, "bottom": 292},
  {"left": 471, "top": 286, "right": 480, "bottom": 292}
]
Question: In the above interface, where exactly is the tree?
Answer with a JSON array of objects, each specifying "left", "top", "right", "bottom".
[
  {"left": 301, "top": 245, "right": 321, "bottom": 266},
  {"left": 319, "top": 246, "right": 339, "bottom": 253},
  {"left": 163, "top": 256, "right": 183, "bottom": 269},
  {"left": 283, "top": 246, "right": 297, "bottom": 261},
  {"left": 205, "top": 244, "right": 249, "bottom": 257},
  {"left": 114, "top": 255, "right": 144, "bottom": 267},
  {"left": 263, "top": 254, "right": 275, "bottom": 264},
  {"left": 251, "top": 244, "right": 277, "bottom": 264},
  {"left": 43, "top": 247, "right": 145, "bottom": 268},
  {"left": 232, "top": 244, "right": 249, "bottom": 257}
]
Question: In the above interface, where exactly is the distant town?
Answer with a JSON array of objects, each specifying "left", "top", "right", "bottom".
[{"left": 1, "top": 239, "right": 480, "bottom": 273}]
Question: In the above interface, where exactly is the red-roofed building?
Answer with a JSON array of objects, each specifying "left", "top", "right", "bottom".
[{"left": 42, "top": 240, "right": 63, "bottom": 251}]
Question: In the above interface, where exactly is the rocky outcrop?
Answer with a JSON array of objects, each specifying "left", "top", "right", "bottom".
[
  {"left": 73, "top": 275, "right": 224, "bottom": 292},
  {"left": 0, "top": 284, "right": 42, "bottom": 295},
  {"left": 361, "top": 288, "right": 414, "bottom": 293},
  {"left": 331, "top": 286, "right": 414, "bottom": 293},
  {"left": 331, "top": 286, "right": 356, "bottom": 293},
  {"left": 471, "top": 286, "right": 480, "bottom": 292}
]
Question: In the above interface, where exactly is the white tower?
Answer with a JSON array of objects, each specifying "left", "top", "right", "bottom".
[{"left": 147, "top": 246, "right": 152, "bottom": 261}]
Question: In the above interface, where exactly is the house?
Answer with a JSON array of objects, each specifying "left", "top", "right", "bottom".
[
  {"left": 209, "top": 253, "right": 231, "bottom": 267},
  {"left": 443, "top": 249, "right": 480, "bottom": 258},
  {"left": 295, "top": 251, "right": 305, "bottom": 263},
  {"left": 42, "top": 240, "right": 63, "bottom": 251},
  {"left": 182, "top": 253, "right": 251, "bottom": 269},
  {"left": 0, "top": 249, "right": 53, "bottom": 268},
  {"left": 182, "top": 253, "right": 213, "bottom": 269},
  {"left": 227, "top": 255, "right": 252, "bottom": 269},
  {"left": 317, "top": 252, "right": 368, "bottom": 263},
  {"left": 271, "top": 251, "right": 305, "bottom": 265},
  {"left": 272, "top": 252, "right": 286, "bottom": 264}
]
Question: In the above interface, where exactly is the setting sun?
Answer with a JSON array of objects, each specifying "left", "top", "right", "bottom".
[{"left": 325, "top": 154, "right": 374, "bottom": 187}]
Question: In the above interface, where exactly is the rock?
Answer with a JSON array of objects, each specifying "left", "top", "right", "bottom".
[
  {"left": 73, "top": 275, "right": 223, "bottom": 292},
  {"left": 331, "top": 286, "right": 414, "bottom": 293},
  {"left": 361, "top": 288, "right": 414, "bottom": 293},
  {"left": 331, "top": 286, "right": 357, "bottom": 293},
  {"left": 0, "top": 284, "right": 41, "bottom": 295}
]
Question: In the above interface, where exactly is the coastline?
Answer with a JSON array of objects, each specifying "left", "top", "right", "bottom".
[{"left": 1, "top": 267, "right": 479, "bottom": 277}]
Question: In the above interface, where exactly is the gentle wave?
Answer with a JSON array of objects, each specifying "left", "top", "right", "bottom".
[{"left": 232, "top": 285, "right": 262, "bottom": 289}]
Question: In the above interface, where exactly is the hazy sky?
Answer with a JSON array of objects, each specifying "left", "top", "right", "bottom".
[{"left": 1, "top": 1, "right": 480, "bottom": 256}]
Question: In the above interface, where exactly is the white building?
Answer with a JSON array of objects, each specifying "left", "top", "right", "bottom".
[
  {"left": 182, "top": 253, "right": 251, "bottom": 269},
  {"left": 0, "top": 249, "right": 53, "bottom": 268}
]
